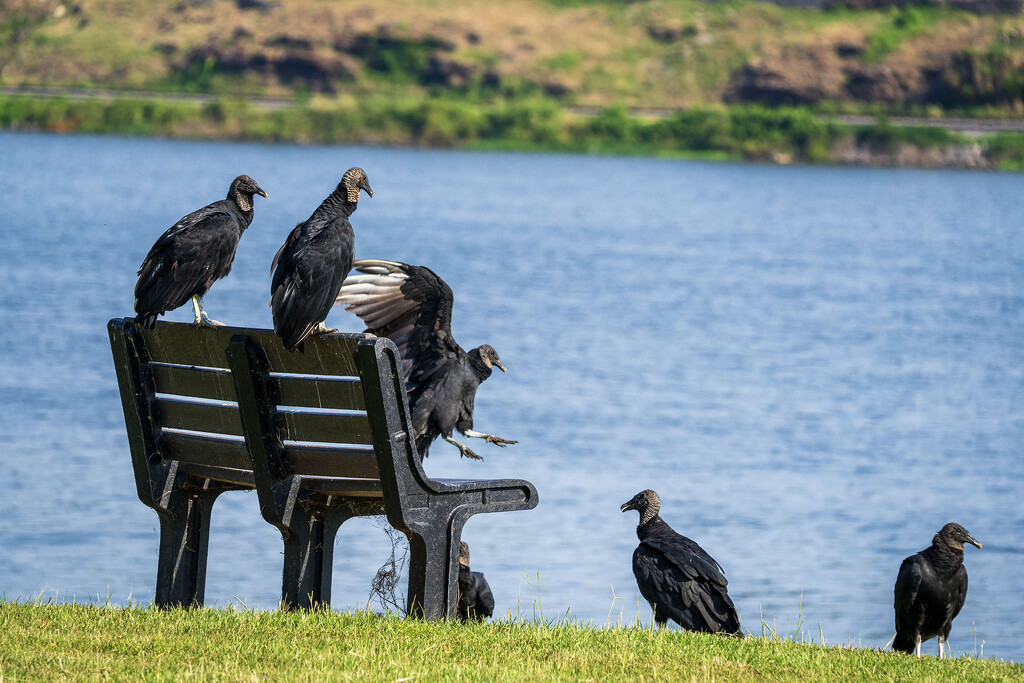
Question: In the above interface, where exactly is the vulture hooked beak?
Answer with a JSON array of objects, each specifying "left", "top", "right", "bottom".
[
  {"left": 965, "top": 534, "right": 983, "bottom": 550},
  {"left": 494, "top": 359, "right": 506, "bottom": 373},
  {"left": 620, "top": 500, "right": 635, "bottom": 513},
  {"left": 360, "top": 179, "right": 374, "bottom": 199},
  {"left": 256, "top": 186, "right": 268, "bottom": 199}
]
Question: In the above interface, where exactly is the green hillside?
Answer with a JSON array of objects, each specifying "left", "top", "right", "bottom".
[
  {"left": 5, "top": 0, "right": 1024, "bottom": 167},
  {"left": 5, "top": 0, "right": 1024, "bottom": 114}
]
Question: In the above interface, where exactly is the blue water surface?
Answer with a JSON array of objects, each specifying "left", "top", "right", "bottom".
[{"left": 0, "top": 131, "right": 1021, "bottom": 660}]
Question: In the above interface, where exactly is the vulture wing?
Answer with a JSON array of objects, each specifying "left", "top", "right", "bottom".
[
  {"left": 337, "top": 259, "right": 463, "bottom": 391},
  {"left": 135, "top": 203, "right": 239, "bottom": 318},
  {"left": 633, "top": 539, "right": 739, "bottom": 633},
  {"left": 893, "top": 554, "right": 926, "bottom": 632},
  {"left": 270, "top": 216, "right": 355, "bottom": 351}
]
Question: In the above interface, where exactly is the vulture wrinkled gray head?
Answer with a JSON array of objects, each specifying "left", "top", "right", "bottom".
[
  {"left": 341, "top": 167, "right": 373, "bottom": 203},
  {"left": 935, "top": 523, "right": 982, "bottom": 551},
  {"left": 621, "top": 489, "right": 661, "bottom": 525},
  {"left": 229, "top": 174, "right": 267, "bottom": 212},
  {"left": 475, "top": 345, "right": 506, "bottom": 373}
]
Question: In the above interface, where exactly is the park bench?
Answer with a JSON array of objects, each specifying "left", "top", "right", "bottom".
[{"left": 107, "top": 318, "right": 538, "bottom": 619}]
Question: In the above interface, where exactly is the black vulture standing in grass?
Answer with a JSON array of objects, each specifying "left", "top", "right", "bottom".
[
  {"left": 457, "top": 541, "right": 495, "bottom": 622},
  {"left": 270, "top": 167, "right": 372, "bottom": 352},
  {"left": 893, "top": 523, "right": 981, "bottom": 658},
  {"left": 134, "top": 174, "right": 266, "bottom": 329},
  {"left": 335, "top": 259, "right": 516, "bottom": 460},
  {"left": 621, "top": 490, "right": 742, "bottom": 634}
]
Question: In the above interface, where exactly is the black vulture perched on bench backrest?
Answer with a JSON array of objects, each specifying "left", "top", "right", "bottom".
[
  {"left": 271, "top": 167, "right": 372, "bottom": 352},
  {"left": 893, "top": 522, "right": 982, "bottom": 658},
  {"left": 621, "top": 489, "right": 741, "bottom": 634},
  {"left": 134, "top": 174, "right": 267, "bottom": 329},
  {"left": 336, "top": 259, "right": 516, "bottom": 460}
]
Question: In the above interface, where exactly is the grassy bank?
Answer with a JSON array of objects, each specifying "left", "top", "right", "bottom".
[
  {"left": 6, "top": 0, "right": 1024, "bottom": 116},
  {"left": 4, "top": 92, "right": 1024, "bottom": 168},
  {"left": 1, "top": 602, "right": 1020, "bottom": 681}
]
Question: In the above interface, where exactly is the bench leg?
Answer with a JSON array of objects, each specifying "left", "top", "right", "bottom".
[
  {"left": 280, "top": 507, "right": 347, "bottom": 610},
  {"left": 405, "top": 513, "right": 469, "bottom": 620},
  {"left": 154, "top": 483, "right": 224, "bottom": 608}
]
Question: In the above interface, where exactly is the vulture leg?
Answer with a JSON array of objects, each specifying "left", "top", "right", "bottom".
[
  {"left": 463, "top": 430, "right": 518, "bottom": 447},
  {"left": 191, "top": 295, "right": 222, "bottom": 328},
  {"left": 938, "top": 638, "right": 945, "bottom": 659},
  {"left": 443, "top": 435, "right": 483, "bottom": 460},
  {"left": 915, "top": 640, "right": 922, "bottom": 657},
  {"left": 313, "top": 321, "right": 339, "bottom": 335}
]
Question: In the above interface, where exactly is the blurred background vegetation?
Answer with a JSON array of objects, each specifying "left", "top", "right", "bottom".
[{"left": 3, "top": 0, "right": 1024, "bottom": 166}]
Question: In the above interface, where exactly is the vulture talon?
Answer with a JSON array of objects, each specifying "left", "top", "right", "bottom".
[{"left": 444, "top": 435, "right": 483, "bottom": 460}]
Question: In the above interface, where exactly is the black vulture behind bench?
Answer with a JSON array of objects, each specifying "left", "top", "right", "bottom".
[{"left": 107, "top": 318, "right": 538, "bottom": 618}]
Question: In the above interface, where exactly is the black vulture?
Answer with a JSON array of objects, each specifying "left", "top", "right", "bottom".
[
  {"left": 457, "top": 541, "right": 495, "bottom": 622},
  {"left": 336, "top": 259, "right": 516, "bottom": 460},
  {"left": 621, "top": 490, "right": 742, "bottom": 634},
  {"left": 134, "top": 174, "right": 267, "bottom": 329},
  {"left": 893, "top": 522, "right": 981, "bottom": 658},
  {"left": 270, "top": 167, "right": 372, "bottom": 352}
]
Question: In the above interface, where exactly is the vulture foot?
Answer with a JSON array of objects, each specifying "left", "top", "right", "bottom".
[
  {"left": 444, "top": 435, "right": 483, "bottom": 460},
  {"left": 313, "top": 321, "right": 339, "bottom": 335},
  {"left": 191, "top": 295, "right": 223, "bottom": 328},
  {"left": 464, "top": 430, "right": 517, "bottom": 448}
]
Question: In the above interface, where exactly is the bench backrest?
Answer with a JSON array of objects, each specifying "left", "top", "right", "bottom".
[{"left": 108, "top": 319, "right": 424, "bottom": 512}]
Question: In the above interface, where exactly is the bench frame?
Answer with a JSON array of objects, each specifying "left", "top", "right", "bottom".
[{"left": 108, "top": 318, "right": 537, "bottom": 618}]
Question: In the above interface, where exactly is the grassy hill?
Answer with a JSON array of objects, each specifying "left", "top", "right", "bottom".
[
  {"left": 4, "top": 0, "right": 1024, "bottom": 167},
  {"left": 2, "top": 602, "right": 1022, "bottom": 681},
  {"left": 5, "top": 0, "right": 1024, "bottom": 114}
]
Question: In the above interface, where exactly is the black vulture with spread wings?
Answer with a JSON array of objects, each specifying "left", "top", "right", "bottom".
[
  {"left": 893, "top": 523, "right": 981, "bottom": 658},
  {"left": 621, "top": 490, "right": 742, "bottom": 634},
  {"left": 270, "top": 167, "right": 372, "bottom": 352},
  {"left": 134, "top": 174, "right": 266, "bottom": 329},
  {"left": 336, "top": 259, "right": 516, "bottom": 460}
]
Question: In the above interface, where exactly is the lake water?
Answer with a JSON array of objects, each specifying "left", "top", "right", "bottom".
[{"left": 1, "top": 131, "right": 1022, "bottom": 661}]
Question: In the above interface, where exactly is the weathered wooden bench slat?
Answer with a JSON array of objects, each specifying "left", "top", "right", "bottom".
[
  {"left": 151, "top": 364, "right": 367, "bottom": 411},
  {"left": 286, "top": 443, "right": 379, "bottom": 478},
  {"left": 161, "top": 430, "right": 252, "bottom": 470},
  {"left": 298, "top": 476, "right": 384, "bottom": 496},
  {"left": 274, "top": 375, "right": 366, "bottom": 411},
  {"left": 138, "top": 324, "right": 361, "bottom": 376},
  {"left": 177, "top": 462, "right": 256, "bottom": 488},
  {"left": 156, "top": 397, "right": 245, "bottom": 437},
  {"left": 279, "top": 410, "right": 374, "bottom": 445},
  {"left": 150, "top": 363, "right": 236, "bottom": 402}
]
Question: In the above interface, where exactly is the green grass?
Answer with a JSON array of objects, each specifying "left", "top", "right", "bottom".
[
  {"left": 861, "top": 6, "right": 951, "bottom": 63},
  {"left": 3, "top": 92, "right": 1023, "bottom": 168},
  {"left": 0, "top": 601, "right": 1020, "bottom": 681}
]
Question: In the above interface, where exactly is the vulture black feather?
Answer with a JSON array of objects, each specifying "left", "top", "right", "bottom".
[
  {"left": 457, "top": 541, "right": 495, "bottom": 622},
  {"left": 270, "top": 167, "right": 372, "bottom": 352},
  {"left": 621, "top": 490, "right": 742, "bottom": 635},
  {"left": 893, "top": 522, "right": 981, "bottom": 658},
  {"left": 134, "top": 174, "right": 266, "bottom": 329},
  {"left": 336, "top": 259, "right": 516, "bottom": 460}
]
